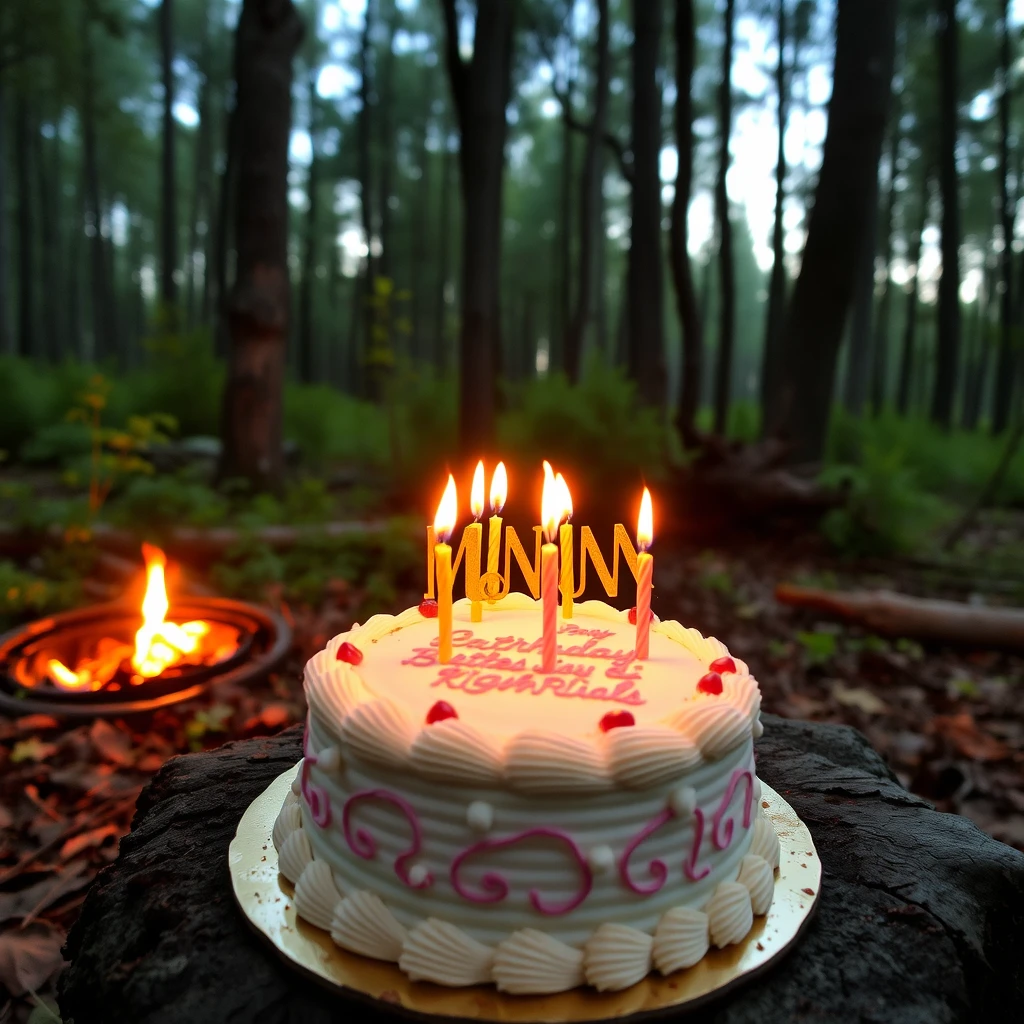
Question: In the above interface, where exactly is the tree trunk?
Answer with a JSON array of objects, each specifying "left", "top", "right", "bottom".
[
  {"left": 410, "top": 72, "right": 432, "bottom": 364},
  {"left": 440, "top": 0, "right": 515, "bottom": 450},
  {"left": 297, "top": 69, "right": 318, "bottom": 384},
  {"left": 768, "top": 0, "right": 896, "bottom": 462},
  {"left": 210, "top": 104, "right": 237, "bottom": 357},
  {"left": 595, "top": 140, "right": 608, "bottom": 360},
  {"left": 843, "top": 166, "right": 880, "bottom": 414},
  {"left": 160, "top": 0, "right": 179, "bottom": 311},
  {"left": 433, "top": 113, "right": 453, "bottom": 371},
  {"left": 103, "top": 198, "right": 121, "bottom": 365},
  {"left": 187, "top": 7, "right": 213, "bottom": 329},
  {"left": 627, "top": 0, "right": 666, "bottom": 410},
  {"left": 14, "top": 97, "right": 36, "bottom": 359},
  {"left": 34, "top": 121, "right": 61, "bottom": 361},
  {"left": 565, "top": 0, "right": 609, "bottom": 384},
  {"left": 931, "top": 0, "right": 960, "bottom": 429},
  {"left": 992, "top": 0, "right": 1015, "bottom": 433},
  {"left": 870, "top": 87, "right": 902, "bottom": 413},
  {"left": 355, "top": 0, "right": 375, "bottom": 396},
  {"left": 712, "top": 0, "right": 736, "bottom": 435},
  {"left": 896, "top": 172, "right": 930, "bottom": 417},
  {"left": 670, "top": 0, "right": 702, "bottom": 446},
  {"left": 0, "top": 77, "right": 11, "bottom": 355},
  {"left": 760, "top": 0, "right": 788, "bottom": 432},
  {"left": 377, "top": 0, "right": 398, "bottom": 283},
  {"left": 962, "top": 262, "right": 991, "bottom": 431},
  {"left": 218, "top": 0, "right": 304, "bottom": 491},
  {"left": 553, "top": 100, "right": 573, "bottom": 375}
]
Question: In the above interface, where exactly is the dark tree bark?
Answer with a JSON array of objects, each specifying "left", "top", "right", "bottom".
[
  {"left": 0, "top": 76, "right": 10, "bottom": 354},
  {"left": 377, "top": 0, "right": 398, "bottom": 282},
  {"left": 870, "top": 88, "right": 902, "bottom": 413},
  {"left": 670, "top": 0, "right": 703, "bottom": 446},
  {"left": 712, "top": 0, "right": 736, "bottom": 435},
  {"left": 433, "top": 112, "right": 453, "bottom": 371},
  {"left": 160, "top": 0, "right": 179, "bottom": 310},
  {"left": 992, "top": 0, "right": 1015, "bottom": 433},
  {"left": 565, "top": 0, "right": 609, "bottom": 384},
  {"left": 760, "top": 0, "right": 788, "bottom": 431},
  {"left": 14, "top": 96, "right": 36, "bottom": 359},
  {"left": 842, "top": 166, "right": 880, "bottom": 415},
  {"left": 897, "top": 172, "right": 930, "bottom": 417},
  {"left": 34, "top": 121, "right": 61, "bottom": 361},
  {"left": 627, "top": 0, "right": 666, "bottom": 410},
  {"left": 767, "top": 0, "right": 896, "bottom": 463},
  {"left": 297, "top": 69, "right": 319, "bottom": 384},
  {"left": 210, "top": 105, "right": 238, "bottom": 356},
  {"left": 440, "top": 0, "right": 515, "bottom": 450},
  {"left": 218, "top": 0, "right": 304, "bottom": 491},
  {"left": 931, "top": 0, "right": 961, "bottom": 429}
]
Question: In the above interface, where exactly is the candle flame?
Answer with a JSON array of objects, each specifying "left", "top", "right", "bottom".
[
  {"left": 471, "top": 460, "right": 485, "bottom": 520},
  {"left": 490, "top": 461, "right": 507, "bottom": 513},
  {"left": 555, "top": 472, "right": 573, "bottom": 522},
  {"left": 434, "top": 473, "right": 458, "bottom": 543},
  {"left": 541, "top": 462, "right": 560, "bottom": 543},
  {"left": 637, "top": 487, "right": 654, "bottom": 552}
]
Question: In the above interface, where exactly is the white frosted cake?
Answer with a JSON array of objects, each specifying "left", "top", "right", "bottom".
[{"left": 272, "top": 595, "right": 780, "bottom": 993}]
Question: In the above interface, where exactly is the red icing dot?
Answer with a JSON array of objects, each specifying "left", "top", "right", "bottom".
[
  {"left": 696, "top": 671, "right": 723, "bottom": 695},
  {"left": 419, "top": 599, "right": 439, "bottom": 618},
  {"left": 709, "top": 656, "right": 737, "bottom": 675},
  {"left": 599, "top": 710, "right": 636, "bottom": 732},
  {"left": 426, "top": 700, "right": 458, "bottom": 724},
  {"left": 336, "top": 642, "right": 363, "bottom": 666},
  {"left": 628, "top": 606, "right": 637, "bottom": 625}
]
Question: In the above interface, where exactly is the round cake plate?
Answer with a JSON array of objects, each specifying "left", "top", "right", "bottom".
[{"left": 230, "top": 766, "right": 821, "bottom": 1022}]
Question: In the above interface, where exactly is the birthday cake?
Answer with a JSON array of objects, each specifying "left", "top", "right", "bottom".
[{"left": 272, "top": 594, "right": 779, "bottom": 993}]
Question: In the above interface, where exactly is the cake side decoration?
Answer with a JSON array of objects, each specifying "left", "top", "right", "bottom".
[{"left": 341, "top": 788, "right": 432, "bottom": 889}]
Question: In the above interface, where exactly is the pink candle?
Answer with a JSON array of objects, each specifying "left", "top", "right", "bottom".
[
  {"left": 541, "top": 541, "right": 558, "bottom": 671},
  {"left": 634, "top": 487, "right": 654, "bottom": 660}
]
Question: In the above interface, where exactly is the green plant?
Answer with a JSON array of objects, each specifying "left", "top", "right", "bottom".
[
  {"left": 0, "top": 560, "right": 83, "bottom": 629},
  {"left": 796, "top": 629, "right": 838, "bottom": 666}
]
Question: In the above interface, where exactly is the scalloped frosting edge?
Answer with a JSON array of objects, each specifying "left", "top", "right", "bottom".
[
  {"left": 306, "top": 596, "right": 763, "bottom": 793},
  {"left": 274, "top": 794, "right": 780, "bottom": 993}
]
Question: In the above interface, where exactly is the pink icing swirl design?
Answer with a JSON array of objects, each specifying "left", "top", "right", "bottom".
[
  {"left": 451, "top": 828, "right": 593, "bottom": 915},
  {"left": 619, "top": 807, "right": 674, "bottom": 895},
  {"left": 300, "top": 715, "right": 331, "bottom": 828},
  {"left": 684, "top": 808, "right": 711, "bottom": 881},
  {"left": 342, "top": 789, "right": 433, "bottom": 889},
  {"left": 711, "top": 769, "right": 755, "bottom": 850}
]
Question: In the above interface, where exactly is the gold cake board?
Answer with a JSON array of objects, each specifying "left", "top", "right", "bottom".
[{"left": 230, "top": 767, "right": 821, "bottom": 1022}]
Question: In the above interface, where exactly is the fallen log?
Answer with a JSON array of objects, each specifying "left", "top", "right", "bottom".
[{"left": 775, "top": 582, "right": 1024, "bottom": 653}]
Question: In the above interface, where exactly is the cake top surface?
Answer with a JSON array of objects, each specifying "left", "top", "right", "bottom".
[{"left": 304, "top": 595, "right": 762, "bottom": 792}]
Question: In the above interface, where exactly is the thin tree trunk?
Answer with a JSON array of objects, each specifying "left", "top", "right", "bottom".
[
  {"left": 962, "top": 262, "right": 991, "bottom": 430},
  {"left": 553, "top": 103, "right": 572, "bottom": 375},
  {"left": 992, "top": 0, "right": 1015, "bottom": 433},
  {"left": 160, "top": 0, "right": 179, "bottom": 311},
  {"left": 14, "top": 97, "right": 35, "bottom": 359},
  {"left": 760, "top": 0, "right": 788, "bottom": 431},
  {"left": 377, "top": 0, "right": 398, "bottom": 282},
  {"left": 103, "top": 198, "right": 120, "bottom": 365},
  {"left": 34, "top": 122, "right": 61, "bottom": 361},
  {"left": 297, "top": 69, "right": 319, "bottom": 384},
  {"left": 897, "top": 172, "right": 930, "bottom": 416},
  {"left": 713, "top": 0, "right": 736, "bottom": 435},
  {"left": 410, "top": 72, "right": 432, "bottom": 364},
  {"left": 670, "top": 0, "right": 702, "bottom": 446},
  {"left": 768, "top": 0, "right": 897, "bottom": 461},
  {"left": 931, "top": 0, "right": 961, "bottom": 428},
  {"left": 565, "top": 0, "right": 609, "bottom": 384},
  {"left": 187, "top": 6, "right": 213, "bottom": 329},
  {"left": 843, "top": 165, "right": 880, "bottom": 414},
  {"left": 355, "top": 0, "right": 375, "bottom": 395},
  {"left": 0, "top": 77, "right": 11, "bottom": 354},
  {"left": 440, "top": 0, "right": 515, "bottom": 450},
  {"left": 627, "top": 0, "right": 666, "bottom": 410},
  {"left": 871, "top": 87, "right": 902, "bottom": 413},
  {"left": 129, "top": 213, "right": 146, "bottom": 352},
  {"left": 67, "top": 180, "right": 83, "bottom": 360},
  {"left": 595, "top": 140, "right": 608, "bottom": 359},
  {"left": 434, "top": 114, "right": 453, "bottom": 371},
  {"left": 219, "top": 0, "right": 304, "bottom": 491}
]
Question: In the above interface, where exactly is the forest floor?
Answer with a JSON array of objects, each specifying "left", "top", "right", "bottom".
[{"left": 1, "top": 510, "right": 1023, "bottom": 1019}]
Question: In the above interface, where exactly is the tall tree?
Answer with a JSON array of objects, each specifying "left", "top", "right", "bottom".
[
  {"left": 14, "top": 96, "right": 35, "bottom": 358},
  {"left": 186, "top": 2, "right": 214, "bottom": 328},
  {"left": 377, "top": 0, "right": 398, "bottom": 282},
  {"left": 712, "top": 0, "right": 736, "bottom": 435},
  {"left": 896, "top": 171, "right": 930, "bottom": 416},
  {"left": 219, "top": 0, "right": 304, "bottom": 491},
  {"left": 34, "top": 123, "right": 61, "bottom": 361},
  {"left": 565, "top": 0, "right": 610, "bottom": 384},
  {"left": 767, "top": 0, "right": 897, "bottom": 462},
  {"left": 440, "top": 0, "right": 515, "bottom": 449},
  {"left": 355, "top": 0, "right": 375, "bottom": 394},
  {"left": 992, "top": 0, "right": 1015, "bottom": 433},
  {"left": 297, "top": 66, "right": 319, "bottom": 383},
  {"left": 160, "top": 0, "right": 179, "bottom": 310},
  {"left": 627, "top": 0, "right": 666, "bottom": 410},
  {"left": 931, "top": 0, "right": 960, "bottom": 428},
  {"left": 843, "top": 164, "right": 881, "bottom": 414},
  {"left": 670, "top": 0, "right": 703, "bottom": 445},
  {"left": 433, "top": 111, "right": 453, "bottom": 371}
]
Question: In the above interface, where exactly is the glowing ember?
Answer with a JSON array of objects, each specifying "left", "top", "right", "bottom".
[{"left": 45, "top": 544, "right": 241, "bottom": 693}]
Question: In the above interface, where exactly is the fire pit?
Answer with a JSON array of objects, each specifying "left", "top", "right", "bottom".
[{"left": 0, "top": 546, "right": 291, "bottom": 717}]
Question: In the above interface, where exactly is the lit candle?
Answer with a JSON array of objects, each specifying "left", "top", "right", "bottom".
[
  {"left": 556, "top": 472, "right": 574, "bottom": 619},
  {"left": 540, "top": 463, "right": 559, "bottom": 673},
  {"left": 434, "top": 474, "right": 458, "bottom": 663},
  {"left": 635, "top": 487, "right": 654, "bottom": 660},
  {"left": 487, "top": 462, "right": 507, "bottom": 596},
  {"left": 469, "top": 460, "right": 485, "bottom": 622}
]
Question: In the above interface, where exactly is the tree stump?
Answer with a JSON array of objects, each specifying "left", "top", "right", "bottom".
[{"left": 58, "top": 716, "right": 1024, "bottom": 1023}]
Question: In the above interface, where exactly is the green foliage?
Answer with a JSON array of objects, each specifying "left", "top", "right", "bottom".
[
  {"left": 0, "top": 560, "right": 83, "bottom": 630},
  {"left": 107, "top": 474, "right": 231, "bottom": 531},
  {"left": 795, "top": 629, "right": 839, "bottom": 666}
]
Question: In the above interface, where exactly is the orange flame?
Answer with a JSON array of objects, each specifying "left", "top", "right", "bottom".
[
  {"left": 637, "top": 487, "right": 654, "bottom": 552},
  {"left": 555, "top": 472, "right": 573, "bottom": 522},
  {"left": 470, "top": 460, "right": 485, "bottom": 520},
  {"left": 541, "top": 462, "right": 565, "bottom": 544},
  {"left": 434, "top": 474, "right": 458, "bottom": 543},
  {"left": 490, "top": 461, "right": 507, "bottom": 514}
]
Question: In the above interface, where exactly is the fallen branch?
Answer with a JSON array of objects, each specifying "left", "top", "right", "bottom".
[{"left": 775, "top": 582, "right": 1024, "bottom": 653}]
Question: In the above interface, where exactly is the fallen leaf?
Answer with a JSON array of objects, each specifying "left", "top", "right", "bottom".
[
  {"left": 0, "top": 921, "right": 65, "bottom": 996},
  {"left": 831, "top": 681, "right": 888, "bottom": 715},
  {"left": 928, "top": 713, "right": 1010, "bottom": 762},
  {"left": 89, "top": 719, "right": 135, "bottom": 767},
  {"left": 0, "top": 861, "right": 91, "bottom": 924},
  {"left": 258, "top": 703, "right": 291, "bottom": 729},
  {"left": 10, "top": 738, "right": 59, "bottom": 764},
  {"left": 60, "top": 823, "right": 121, "bottom": 861},
  {"left": 14, "top": 715, "right": 60, "bottom": 733}
]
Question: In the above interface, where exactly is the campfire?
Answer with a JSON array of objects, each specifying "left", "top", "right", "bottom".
[{"left": 0, "top": 546, "right": 291, "bottom": 716}]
